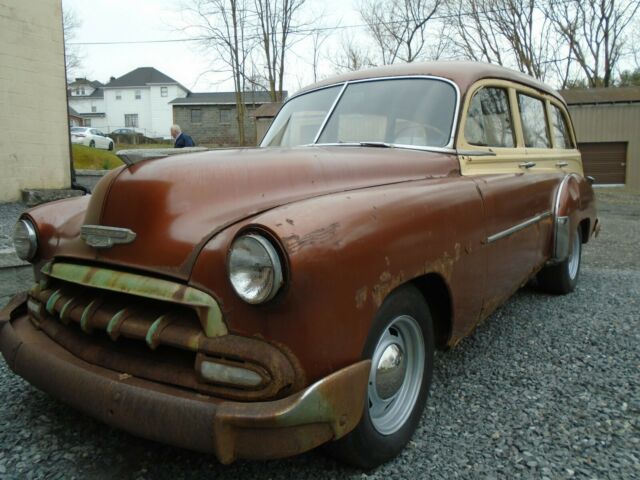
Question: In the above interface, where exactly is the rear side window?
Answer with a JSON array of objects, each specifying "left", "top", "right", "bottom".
[
  {"left": 550, "top": 104, "right": 574, "bottom": 149},
  {"left": 518, "top": 94, "right": 550, "bottom": 148},
  {"left": 465, "top": 87, "right": 515, "bottom": 148}
]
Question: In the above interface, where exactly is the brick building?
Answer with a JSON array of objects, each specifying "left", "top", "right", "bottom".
[{"left": 170, "top": 91, "right": 283, "bottom": 146}]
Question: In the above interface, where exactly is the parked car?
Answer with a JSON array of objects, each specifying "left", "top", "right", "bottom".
[
  {"left": 110, "top": 128, "right": 138, "bottom": 135},
  {"left": 70, "top": 127, "right": 114, "bottom": 150},
  {"left": 2, "top": 62, "right": 597, "bottom": 469}
]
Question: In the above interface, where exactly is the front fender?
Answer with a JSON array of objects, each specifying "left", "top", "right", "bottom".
[{"left": 190, "top": 176, "right": 486, "bottom": 384}]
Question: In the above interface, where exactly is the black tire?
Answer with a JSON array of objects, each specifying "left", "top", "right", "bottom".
[
  {"left": 108, "top": 141, "right": 114, "bottom": 151},
  {"left": 325, "top": 284, "right": 434, "bottom": 469},
  {"left": 537, "top": 227, "right": 582, "bottom": 294},
  {"left": 89, "top": 140, "right": 95, "bottom": 148}
]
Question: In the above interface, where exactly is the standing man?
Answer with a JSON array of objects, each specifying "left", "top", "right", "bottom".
[{"left": 170, "top": 125, "right": 195, "bottom": 148}]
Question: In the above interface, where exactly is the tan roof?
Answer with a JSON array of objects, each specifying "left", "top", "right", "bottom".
[
  {"left": 252, "top": 102, "right": 282, "bottom": 118},
  {"left": 560, "top": 87, "right": 640, "bottom": 105},
  {"left": 297, "top": 61, "right": 565, "bottom": 102}
]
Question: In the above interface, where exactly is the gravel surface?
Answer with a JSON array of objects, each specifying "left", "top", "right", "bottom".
[
  {"left": 0, "top": 203, "right": 26, "bottom": 251},
  {"left": 0, "top": 189, "right": 638, "bottom": 479}
]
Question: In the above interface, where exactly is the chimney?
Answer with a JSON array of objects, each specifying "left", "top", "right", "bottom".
[{"left": 110, "top": 76, "right": 116, "bottom": 82}]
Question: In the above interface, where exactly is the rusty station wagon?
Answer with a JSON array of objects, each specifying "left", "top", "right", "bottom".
[{"left": 1, "top": 62, "right": 597, "bottom": 469}]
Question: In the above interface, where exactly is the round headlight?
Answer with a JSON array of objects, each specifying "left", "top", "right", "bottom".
[
  {"left": 13, "top": 219, "right": 38, "bottom": 261},
  {"left": 228, "top": 234, "right": 284, "bottom": 304}
]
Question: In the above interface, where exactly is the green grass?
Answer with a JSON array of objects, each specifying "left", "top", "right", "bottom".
[{"left": 72, "top": 144, "right": 123, "bottom": 170}]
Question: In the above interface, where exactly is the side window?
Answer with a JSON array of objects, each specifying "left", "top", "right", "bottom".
[
  {"left": 518, "top": 93, "right": 550, "bottom": 148},
  {"left": 550, "top": 104, "right": 574, "bottom": 149},
  {"left": 465, "top": 87, "right": 515, "bottom": 148}
]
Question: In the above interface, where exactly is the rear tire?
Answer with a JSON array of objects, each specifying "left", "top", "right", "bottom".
[
  {"left": 537, "top": 227, "right": 582, "bottom": 294},
  {"left": 325, "top": 284, "right": 434, "bottom": 469},
  {"left": 108, "top": 141, "right": 114, "bottom": 151}
]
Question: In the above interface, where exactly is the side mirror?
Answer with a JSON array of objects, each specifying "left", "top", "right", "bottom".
[{"left": 586, "top": 176, "right": 595, "bottom": 185}]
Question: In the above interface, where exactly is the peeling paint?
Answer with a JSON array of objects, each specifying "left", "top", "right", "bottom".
[
  {"left": 283, "top": 222, "right": 340, "bottom": 254},
  {"left": 355, "top": 287, "right": 368, "bottom": 309}
]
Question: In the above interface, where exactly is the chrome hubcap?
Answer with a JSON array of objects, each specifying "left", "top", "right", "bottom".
[
  {"left": 368, "top": 315, "right": 424, "bottom": 435},
  {"left": 568, "top": 232, "right": 581, "bottom": 280},
  {"left": 375, "top": 343, "right": 406, "bottom": 399}
]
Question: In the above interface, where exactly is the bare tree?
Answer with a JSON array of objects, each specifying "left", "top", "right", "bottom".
[
  {"left": 359, "top": 0, "right": 441, "bottom": 64},
  {"left": 63, "top": 7, "right": 82, "bottom": 79},
  {"left": 332, "top": 36, "right": 377, "bottom": 72},
  {"left": 310, "top": 28, "right": 330, "bottom": 83},
  {"left": 445, "top": 0, "right": 505, "bottom": 65},
  {"left": 445, "top": 0, "right": 552, "bottom": 80},
  {"left": 253, "top": 0, "right": 308, "bottom": 101},
  {"left": 183, "top": 0, "right": 252, "bottom": 144},
  {"left": 544, "top": 0, "right": 640, "bottom": 87}
]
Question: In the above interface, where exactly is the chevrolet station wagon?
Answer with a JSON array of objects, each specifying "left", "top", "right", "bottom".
[{"left": 1, "top": 62, "right": 598, "bottom": 469}]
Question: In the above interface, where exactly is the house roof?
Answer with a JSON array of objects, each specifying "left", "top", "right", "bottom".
[
  {"left": 69, "top": 78, "right": 103, "bottom": 88},
  {"left": 560, "top": 87, "right": 640, "bottom": 105},
  {"left": 68, "top": 106, "right": 81, "bottom": 117},
  {"left": 251, "top": 102, "right": 282, "bottom": 118},
  {"left": 105, "top": 67, "right": 187, "bottom": 90},
  {"left": 169, "top": 91, "right": 284, "bottom": 105}
]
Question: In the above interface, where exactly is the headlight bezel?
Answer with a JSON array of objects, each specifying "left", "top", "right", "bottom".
[
  {"left": 13, "top": 218, "right": 38, "bottom": 261},
  {"left": 227, "top": 232, "right": 285, "bottom": 304}
]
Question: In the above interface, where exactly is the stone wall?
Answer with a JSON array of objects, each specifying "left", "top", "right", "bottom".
[
  {"left": 173, "top": 105, "right": 259, "bottom": 146},
  {"left": 0, "top": 0, "right": 72, "bottom": 202}
]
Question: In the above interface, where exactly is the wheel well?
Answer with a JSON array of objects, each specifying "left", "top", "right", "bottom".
[
  {"left": 579, "top": 218, "right": 590, "bottom": 244},
  {"left": 411, "top": 273, "right": 452, "bottom": 350}
]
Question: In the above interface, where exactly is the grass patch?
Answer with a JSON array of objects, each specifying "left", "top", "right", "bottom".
[{"left": 72, "top": 144, "right": 123, "bottom": 170}]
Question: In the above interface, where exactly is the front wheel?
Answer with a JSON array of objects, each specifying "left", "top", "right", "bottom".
[
  {"left": 325, "top": 284, "right": 434, "bottom": 469},
  {"left": 537, "top": 226, "right": 582, "bottom": 294},
  {"left": 89, "top": 140, "right": 95, "bottom": 148}
]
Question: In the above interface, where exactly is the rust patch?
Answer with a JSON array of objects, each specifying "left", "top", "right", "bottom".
[
  {"left": 355, "top": 287, "right": 368, "bottom": 309},
  {"left": 282, "top": 222, "right": 340, "bottom": 254},
  {"left": 371, "top": 270, "right": 406, "bottom": 307}
]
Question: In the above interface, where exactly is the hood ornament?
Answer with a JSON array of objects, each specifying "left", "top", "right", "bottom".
[{"left": 81, "top": 225, "right": 137, "bottom": 249}]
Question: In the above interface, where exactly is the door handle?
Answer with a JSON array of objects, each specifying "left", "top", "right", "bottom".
[
  {"left": 556, "top": 161, "right": 568, "bottom": 168},
  {"left": 519, "top": 162, "right": 536, "bottom": 169}
]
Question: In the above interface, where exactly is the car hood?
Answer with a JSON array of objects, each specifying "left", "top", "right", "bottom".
[{"left": 58, "top": 146, "right": 457, "bottom": 279}]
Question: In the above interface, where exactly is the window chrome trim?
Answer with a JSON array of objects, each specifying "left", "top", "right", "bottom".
[
  {"left": 312, "top": 82, "right": 348, "bottom": 144},
  {"left": 309, "top": 142, "right": 497, "bottom": 157},
  {"left": 487, "top": 211, "right": 552, "bottom": 244},
  {"left": 263, "top": 75, "right": 461, "bottom": 149}
]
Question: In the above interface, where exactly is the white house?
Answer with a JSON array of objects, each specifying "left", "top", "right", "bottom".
[
  {"left": 68, "top": 67, "right": 189, "bottom": 138},
  {"left": 67, "top": 78, "right": 107, "bottom": 129}
]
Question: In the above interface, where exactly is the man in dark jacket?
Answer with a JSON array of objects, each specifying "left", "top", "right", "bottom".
[{"left": 170, "top": 125, "right": 195, "bottom": 148}]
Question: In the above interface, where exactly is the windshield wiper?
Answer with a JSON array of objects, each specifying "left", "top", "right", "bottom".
[{"left": 359, "top": 141, "right": 394, "bottom": 148}]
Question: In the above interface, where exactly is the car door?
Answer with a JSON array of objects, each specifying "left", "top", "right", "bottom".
[{"left": 457, "top": 81, "right": 555, "bottom": 317}]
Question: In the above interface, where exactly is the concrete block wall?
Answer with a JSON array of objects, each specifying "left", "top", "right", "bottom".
[
  {"left": 0, "top": 0, "right": 71, "bottom": 202},
  {"left": 173, "top": 105, "right": 259, "bottom": 146}
]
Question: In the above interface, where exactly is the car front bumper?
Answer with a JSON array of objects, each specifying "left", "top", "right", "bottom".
[{"left": 0, "top": 293, "right": 369, "bottom": 463}]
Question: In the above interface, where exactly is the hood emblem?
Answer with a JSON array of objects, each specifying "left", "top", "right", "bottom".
[{"left": 81, "top": 225, "right": 137, "bottom": 249}]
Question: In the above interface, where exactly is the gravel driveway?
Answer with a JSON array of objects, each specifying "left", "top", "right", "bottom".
[{"left": 0, "top": 189, "right": 638, "bottom": 479}]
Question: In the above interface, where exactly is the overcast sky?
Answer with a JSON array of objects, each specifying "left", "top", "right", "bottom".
[{"left": 63, "top": 0, "right": 360, "bottom": 94}]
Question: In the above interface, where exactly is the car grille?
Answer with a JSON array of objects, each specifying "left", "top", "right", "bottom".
[{"left": 26, "top": 261, "right": 301, "bottom": 400}]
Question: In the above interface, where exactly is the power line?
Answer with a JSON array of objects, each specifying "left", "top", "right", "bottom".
[{"left": 67, "top": 1, "right": 574, "bottom": 46}]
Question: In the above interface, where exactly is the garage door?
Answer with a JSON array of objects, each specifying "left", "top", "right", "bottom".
[{"left": 578, "top": 142, "right": 627, "bottom": 185}]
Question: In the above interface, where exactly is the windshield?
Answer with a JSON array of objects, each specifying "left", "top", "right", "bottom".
[{"left": 261, "top": 78, "right": 457, "bottom": 149}]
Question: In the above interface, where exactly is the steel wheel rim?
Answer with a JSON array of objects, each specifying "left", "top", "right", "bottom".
[
  {"left": 568, "top": 232, "right": 581, "bottom": 280},
  {"left": 368, "top": 314, "right": 425, "bottom": 435}
]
